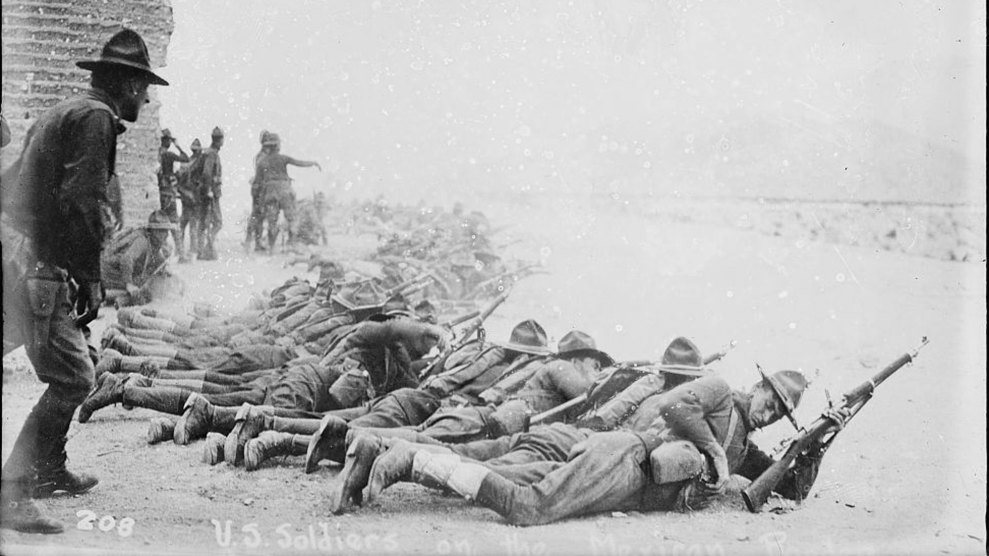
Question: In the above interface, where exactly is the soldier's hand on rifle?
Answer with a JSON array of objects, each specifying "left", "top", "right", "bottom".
[
  {"left": 822, "top": 406, "right": 852, "bottom": 431},
  {"left": 707, "top": 444, "right": 731, "bottom": 491}
]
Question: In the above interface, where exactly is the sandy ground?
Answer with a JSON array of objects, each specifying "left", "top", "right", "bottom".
[{"left": 2, "top": 195, "right": 986, "bottom": 556}]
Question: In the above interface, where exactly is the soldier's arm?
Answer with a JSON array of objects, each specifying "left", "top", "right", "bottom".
[
  {"left": 172, "top": 144, "right": 190, "bottom": 163},
  {"left": 284, "top": 155, "right": 321, "bottom": 170},
  {"left": 656, "top": 376, "right": 733, "bottom": 466},
  {"left": 118, "top": 239, "right": 146, "bottom": 291},
  {"left": 58, "top": 109, "right": 116, "bottom": 282}
]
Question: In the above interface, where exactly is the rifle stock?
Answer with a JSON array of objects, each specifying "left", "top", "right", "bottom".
[{"left": 741, "top": 338, "right": 928, "bottom": 512}]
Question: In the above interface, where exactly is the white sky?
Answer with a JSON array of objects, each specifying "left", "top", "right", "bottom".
[{"left": 157, "top": 1, "right": 987, "bottom": 209}]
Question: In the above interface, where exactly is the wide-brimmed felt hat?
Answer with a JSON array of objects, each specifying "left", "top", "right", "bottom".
[
  {"left": 557, "top": 330, "right": 614, "bottom": 367},
  {"left": 143, "top": 210, "right": 176, "bottom": 231},
  {"left": 161, "top": 128, "right": 173, "bottom": 140},
  {"left": 190, "top": 138, "right": 202, "bottom": 151},
  {"left": 650, "top": 336, "right": 709, "bottom": 377},
  {"left": 76, "top": 29, "right": 169, "bottom": 86},
  {"left": 758, "top": 368, "right": 809, "bottom": 430},
  {"left": 492, "top": 319, "right": 552, "bottom": 356},
  {"left": 211, "top": 127, "right": 224, "bottom": 138}
]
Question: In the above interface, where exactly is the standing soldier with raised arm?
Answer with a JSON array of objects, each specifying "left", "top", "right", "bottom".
[
  {"left": 197, "top": 127, "right": 224, "bottom": 260},
  {"left": 256, "top": 132, "right": 321, "bottom": 253},
  {"left": 157, "top": 129, "right": 189, "bottom": 256},
  {"left": 0, "top": 29, "right": 169, "bottom": 534}
]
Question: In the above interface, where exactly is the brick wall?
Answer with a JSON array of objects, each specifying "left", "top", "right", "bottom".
[{"left": 1, "top": 0, "right": 174, "bottom": 225}]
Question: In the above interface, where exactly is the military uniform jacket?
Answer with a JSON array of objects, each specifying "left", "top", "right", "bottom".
[
  {"left": 481, "top": 357, "right": 595, "bottom": 414},
  {"left": 1, "top": 89, "right": 123, "bottom": 282},
  {"left": 420, "top": 342, "right": 516, "bottom": 402}
]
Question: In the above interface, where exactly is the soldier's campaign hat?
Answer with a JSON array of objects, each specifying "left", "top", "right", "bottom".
[
  {"left": 652, "top": 337, "right": 708, "bottom": 377},
  {"left": 190, "top": 138, "right": 202, "bottom": 151},
  {"left": 758, "top": 368, "right": 809, "bottom": 430},
  {"left": 76, "top": 29, "right": 169, "bottom": 86},
  {"left": 492, "top": 319, "right": 553, "bottom": 356},
  {"left": 144, "top": 210, "right": 176, "bottom": 231},
  {"left": 161, "top": 128, "right": 173, "bottom": 140},
  {"left": 262, "top": 132, "right": 281, "bottom": 146},
  {"left": 557, "top": 330, "right": 614, "bottom": 367},
  {"left": 211, "top": 127, "right": 224, "bottom": 138}
]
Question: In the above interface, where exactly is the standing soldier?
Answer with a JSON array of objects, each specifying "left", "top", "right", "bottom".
[
  {"left": 157, "top": 129, "right": 189, "bottom": 256},
  {"left": 175, "top": 138, "right": 202, "bottom": 263},
  {"left": 197, "top": 127, "right": 223, "bottom": 260},
  {"left": 256, "top": 132, "right": 321, "bottom": 253},
  {"left": 0, "top": 29, "right": 168, "bottom": 534},
  {"left": 244, "top": 130, "right": 269, "bottom": 253}
]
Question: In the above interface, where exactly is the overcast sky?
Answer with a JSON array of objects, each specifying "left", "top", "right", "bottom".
[{"left": 157, "top": 1, "right": 986, "bottom": 209}]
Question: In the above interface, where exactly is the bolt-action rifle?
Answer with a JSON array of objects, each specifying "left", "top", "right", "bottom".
[
  {"left": 418, "top": 288, "right": 511, "bottom": 379},
  {"left": 742, "top": 337, "right": 929, "bottom": 512}
]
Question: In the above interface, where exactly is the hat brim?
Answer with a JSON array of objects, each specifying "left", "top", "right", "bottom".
[
  {"left": 562, "top": 348, "right": 614, "bottom": 368},
  {"left": 76, "top": 59, "right": 170, "bottom": 86},
  {"left": 648, "top": 364, "right": 710, "bottom": 377},
  {"left": 492, "top": 340, "right": 553, "bottom": 356}
]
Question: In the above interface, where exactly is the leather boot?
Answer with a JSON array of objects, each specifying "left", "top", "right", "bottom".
[
  {"left": 147, "top": 417, "right": 176, "bottom": 444},
  {"left": 102, "top": 328, "right": 136, "bottom": 356},
  {"left": 304, "top": 414, "right": 349, "bottom": 474},
  {"left": 94, "top": 349, "right": 123, "bottom": 378},
  {"left": 174, "top": 393, "right": 214, "bottom": 445},
  {"left": 244, "top": 431, "right": 307, "bottom": 471},
  {"left": 329, "top": 432, "right": 383, "bottom": 514},
  {"left": 1, "top": 481, "right": 63, "bottom": 535},
  {"left": 365, "top": 439, "right": 453, "bottom": 504},
  {"left": 122, "top": 384, "right": 188, "bottom": 415},
  {"left": 224, "top": 404, "right": 275, "bottom": 467},
  {"left": 77, "top": 372, "right": 126, "bottom": 423},
  {"left": 174, "top": 396, "right": 239, "bottom": 444},
  {"left": 34, "top": 466, "right": 99, "bottom": 498},
  {"left": 202, "top": 433, "right": 226, "bottom": 465}
]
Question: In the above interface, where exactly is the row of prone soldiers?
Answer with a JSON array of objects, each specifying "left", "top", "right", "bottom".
[{"left": 77, "top": 275, "right": 835, "bottom": 526}]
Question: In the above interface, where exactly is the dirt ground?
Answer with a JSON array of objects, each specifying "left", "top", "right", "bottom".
[{"left": 2, "top": 195, "right": 986, "bottom": 556}]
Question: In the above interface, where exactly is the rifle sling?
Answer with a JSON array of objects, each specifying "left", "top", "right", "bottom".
[{"left": 721, "top": 405, "right": 740, "bottom": 453}]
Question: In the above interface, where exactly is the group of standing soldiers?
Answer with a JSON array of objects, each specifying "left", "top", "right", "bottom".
[{"left": 157, "top": 126, "right": 223, "bottom": 262}]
